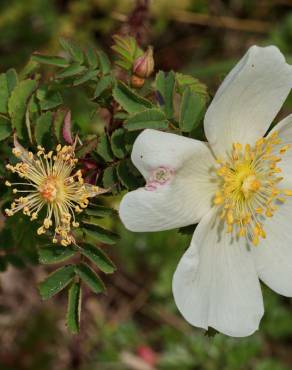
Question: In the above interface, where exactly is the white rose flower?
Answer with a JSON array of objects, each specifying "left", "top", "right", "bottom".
[{"left": 119, "top": 45, "right": 292, "bottom": 337}]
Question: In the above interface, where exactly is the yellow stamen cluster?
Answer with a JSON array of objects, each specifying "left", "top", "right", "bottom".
[
  {"left": 5, "top": 143, "right": 103, "bottom": 246},
  {"left": 214, "top": 132, "right": 292, "bottom": 246}
]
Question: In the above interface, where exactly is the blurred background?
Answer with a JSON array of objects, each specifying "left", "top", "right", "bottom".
[{"left": 1, "top": 1, "right": 292, "bottom": 369}]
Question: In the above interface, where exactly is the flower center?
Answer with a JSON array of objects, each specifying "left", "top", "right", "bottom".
[
  {"left": 213, "top": 132, "right": 292, "bottom": 246},
  {"left": 39, "top": 176, "right": 62, "bottom": 202}
]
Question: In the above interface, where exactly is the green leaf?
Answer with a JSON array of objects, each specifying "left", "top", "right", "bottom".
[
  {"left": 83, "top": 222, "right": 120, "bottom": 245},
  {"left": 113, "top": 81, "right": 153, "bottom": 113},
  {"left": 117, "top": 160, "right": 143, "bottom": 190},
  {"left": 86, "top": 46, "right": 98, "bottom": 69},
  {"left": 125, "top": 108, "right": 168, "bottom": 131},
  {"left": 6, "top": 69, "right": 18, "bottom": 93},
  {"left": 56, "top": 63, "right": 86, "bottom": 79},
  {"left": 179, "top": 88, "right": 206, "bottom": 132},
  {"left": 111, "top": 35, "right": 143, "bottom": 71},
  {"left": 0, "top": 74, "right": 9, "bottom": 114},
  {"left": 93, "top": 75, "right": 113, "bottom": 98},
  {"left": 80, "top": 244, "right": 116, "bottom": 273},
  {"left": 31, "top": 54, "right": 69, "bottom": 67},
  {"left": 0, "top": 116, "right": 12, "bottom": 141},
  {"left": 53, "top": 109, "right": 66, "bottom": 141},
  {"left": 96, "top": 133, "right": 114, "bottom": 162},
  {"left": 97, "top": 50, "right": 111, "bottom": 75},
  {"left": 75, "top": 263, "right": 105, "bottom": 294},
  {"left": 38, "top": 246, "right": 76, "bottom": 264},
  {"left": 111, "top": 128, "right": 127, "bottom": 159},
  {"left": 66, "top": 281, "right": 82, "bottom": 334},
  {"left": 102, "top": 166, "right": 118, "bottom": 193},
  {"left": 155, "top": 71, "right": 175, "bottom": 119},
  {"left": 37, "top": 86, "right": 63, "bottom": 110},
  {"left": 59, "top": 38, "right": 84, "bottom": 64},
  {"left": 73, "top": 70, "right": 98, "bottom": 86},
  {"left": 19, "top": 60, "right": 40, "bottom": 80},
  {"left": 124, "top": 131, "right": 139, "bottom": 152},
  {"left": 84, "top": 205, "right": 117, "bottom": 218},
  {"left": 0, "top": 69, "right": 17, "bottom": 114},
  {"left": 175, "top": 72, "right": 208, "bottom": 97},
  {"left": 35, "top": 112, "right": 53, "bottom": 146},
  {"left": 39, "top": 265, "right": 75, "bottom": 300},
  {"left": 8, "top": 79, "right": 37, "bottom": 139}
]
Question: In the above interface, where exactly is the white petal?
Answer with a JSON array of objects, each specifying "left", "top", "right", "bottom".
[
  {"left": 119, "top": 132, "right": 218, "bottom": 232},
  {"left": 269, "top": 114, "right": 292, "bottom": 189},
  {"left": 252, "top": 199, "right": 292, "bottom": 296},
  {"left": 172, "top": 209, "right": 264, "bottom": 337},
  {"left": 131, "top": 129, "right": 213, "bottom": 178},
  {"left": 204, "top": 45, "right": 292, "bottom": 158}
]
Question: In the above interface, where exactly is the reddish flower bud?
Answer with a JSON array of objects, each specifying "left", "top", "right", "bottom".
[{"left": 133, "top": 47, "right": 154, "bottom": 78}]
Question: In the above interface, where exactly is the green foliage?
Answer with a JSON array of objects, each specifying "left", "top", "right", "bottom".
[
  {"left": 112, "top": 35, "right": 143, "bottom": 71},
  {"left": 94, "top": 75, "right": 113, "bottom": 98},
  {"left": 0, "top": 35, "right": 212, "bottom": 336},
  {"left": 0, "top": 116, "right": 12, "bottom": 141},
  {"left": 8, "top": 78, "right": 37, "bottom": 139},
  {"left": 35, "top": 111, "right": 53, "bottom": 146},
  {"left": 80, "top": 244, "right": 116, "bottom": 274},
  {"left": 111, "top": 128, "right": 127, "bottom": 158},
  {"left": 31, "top": 54, "right": 69, "bottom": 67},
  {"left": 97, "top": 132, "right": 114, "bottom": 161},
  {"left": 0, "top": 69, "right": 18, "bottom": 113},
  {"left": 125, "top": 108, "right": 168, "bottom": 130},
  {"left": 155, "top": 71, "right": 176, "bottom": 119},
  {"left": 38, "top": 246, "right": 76, "bottom": 265},
  {"left": 113, "top": 81, "right": 153, "bottom": 113},
  {"left": 82, "top": 221, "right": 120, "bottom": 245},
  {"left": 179, "top": 87, "right": 206, "bottom": 132},
  {"left": 75, "top": 263, "right": 105, "bottom": 294},
  {"left": 39, "top": 265, "right": 76, "bottom": 300},
  {"left": 66, "top": 281, "right": 82, "bottom": 334}
]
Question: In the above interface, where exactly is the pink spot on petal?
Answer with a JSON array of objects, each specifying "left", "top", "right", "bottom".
[{"left": 145, "top": 166, "right": 174, "bottom": 191}]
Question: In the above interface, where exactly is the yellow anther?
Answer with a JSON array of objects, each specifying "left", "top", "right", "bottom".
[
  {"left": 43, "top": 218, "right": 52, "bottom": 229},
  {"left": 37, "top": 226, "right": 45, "bottom": 235},
  {"left": 271, "top": 188, "right": 280, "bottom": 196},
  {"left": 238, "top": 227, "right": 246, "bottom": 237},
  {"left": 227, "top": 224, "right": 233, "bottom": 233},
  {"left": 226, "top": 210, "right": 234, "bottom": 225},
  {"left": 5, "top": 181, "right": 11, "bottom": 187},
  {"left": 279, "top": 144, "right": 291, "bottom": 154},
  {"left": 5, "top": 209, "right": 13, "bottom": 216},
  {"left": 12, "top": 148, "right": 21, "bottom": 157},
  {"left": 252, "top": 235, "right": 259, "bottom": 246},
  {"left": 266, "top": 209, "right": 273, "bottom": 217}
]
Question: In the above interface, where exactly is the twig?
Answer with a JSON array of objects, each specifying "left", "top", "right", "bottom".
[{"left": 171, "top": 10, "right": 271, "bottom": 33}]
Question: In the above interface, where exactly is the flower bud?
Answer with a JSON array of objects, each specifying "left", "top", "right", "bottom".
[
  {"left": 131, "top": 75, "right": 145, "bottom": 88},
  {"left": 133, "top": 47, "right": 154, "bottom": 78}
]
